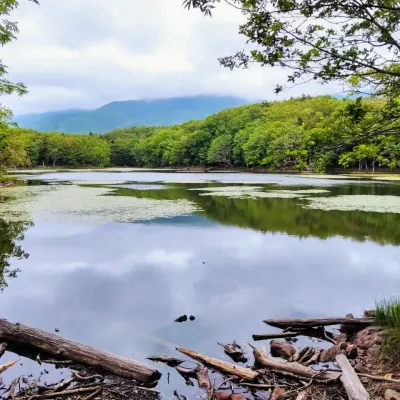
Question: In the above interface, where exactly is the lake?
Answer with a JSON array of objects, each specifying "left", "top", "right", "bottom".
[{"left": 0, "top": 171, "right": 400, "bottom": 398}]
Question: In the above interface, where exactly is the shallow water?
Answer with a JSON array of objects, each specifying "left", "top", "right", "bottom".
[{"left": 0, "top": 171, "right": 400, "bottom": 398}]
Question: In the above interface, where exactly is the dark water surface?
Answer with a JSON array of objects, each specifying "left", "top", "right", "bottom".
[{"left": 1, "top": 172, "right": 400, "bottom": 398}]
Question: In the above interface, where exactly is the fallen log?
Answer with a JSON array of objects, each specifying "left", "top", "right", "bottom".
[
  {"left": 250, "top": 344, "right": 339, "bottom": 382},
  {"left": 336, "top": 354, "right": 370, "bottom": 400},
  {"left": 263, "top": 317, "right": 373, "bottom": 329},
  {"left": 176, "top": 347, "right": 258, "bottom": 381},
  {"left": 253, "top": 332, "right": 300, "bottom": 341},
  {"left": 0, "top": 318, "right": 160, "bottom": 383}
]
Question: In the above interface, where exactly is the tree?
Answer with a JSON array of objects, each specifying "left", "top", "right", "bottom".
[
  {"left": 1, "top": 0, "right": 39, "bottom": 97},
  {"left": 207, "top": 134, "right": 233, "bottom": 165},
  {"left": 183, "top": 0, "right": 400, "bottom": 95}
]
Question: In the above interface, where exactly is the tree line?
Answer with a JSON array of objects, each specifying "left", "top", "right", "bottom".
[{"left": 0, "top": 95, "right": 399, "bottom": 172}]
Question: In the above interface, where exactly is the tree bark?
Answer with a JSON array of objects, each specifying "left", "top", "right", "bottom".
[
  {"left": 263, "top": 317, "right": 373, "bottom": 329},
  {"left": 0, "top": 319, "right": 160, "bottom": 383},
  {"left": 336, "top": 354, "right": 370, "bottom": 400}
]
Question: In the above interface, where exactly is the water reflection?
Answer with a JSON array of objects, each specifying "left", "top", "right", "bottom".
[
  {"left": 0, "top": 218, "right": 31, "bottom": 290},
  {"left": 0, "top": 173, "right": 400, "bottom": 398},
  {"left": 112, "top": 182, "right": 400, "bottom": 245}
]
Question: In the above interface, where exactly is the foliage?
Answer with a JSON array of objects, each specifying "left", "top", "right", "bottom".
[
  {"left": 381, "top": 328, "right": 400, "bottom": 365},
  {"left": 183, "top": 0, "right": 400, "bottom": 96},
  {"left": 0, "top": 95, "right": 400, "bottom": 171},
  {"left": 0, "top": 0, "right": 39, "bottom": 97},
  {"left": 0, "top": 218, "right": 31, "bottom": 290},
  {"left": 375, "top": 297, "right": 400, "bottom": 328}
]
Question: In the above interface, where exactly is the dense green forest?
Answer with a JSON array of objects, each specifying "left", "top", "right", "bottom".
[{"left": 0, "top": 95, "right": 399, "bottom": 172}]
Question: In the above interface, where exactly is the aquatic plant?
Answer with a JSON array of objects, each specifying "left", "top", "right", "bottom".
[
  {"left": 304, "top": 195, "right": 400, "bottom": 214},
  {"left": 0, "top": 184, "right": 200, "bottom": 223},
  {"left": 190, "top": 186, "right": 329, "bottom": 199}
]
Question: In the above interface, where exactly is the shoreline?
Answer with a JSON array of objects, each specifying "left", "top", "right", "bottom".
[{"left": 6, "top": 167, "right": 400, "bottom": 181}]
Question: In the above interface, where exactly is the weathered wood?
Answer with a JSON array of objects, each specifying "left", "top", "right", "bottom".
[
  {"left": 147, "top": 355, "right": 185, "bottom": 367},
  {"left": 0, "top": 318, "right": 160, "bottom": 383},
  {"left": 253, "top": 332, "right": 299, "bottom": 341},
  {"left": 0, "top": 342, "right": 6, "bottom": 359},
  {"left": 195, "top": 365, "right": 213, "bottom": 398},
  {"left": 176, "top": 347, "right": 258, "bottom": 381},
  {"left": 217, "top": 342, "right": 247, "bottom": 363},
  {"left": 263, "top": 317, "right": 373, "bottom": 329},
  {"left": 251, "top": 345, "right": 338, "bottom": 382},
  {"left": 336, "top": 354, "right": 370, "bottom": 400}
]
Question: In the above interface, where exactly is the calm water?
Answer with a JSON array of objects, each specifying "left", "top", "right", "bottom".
[{"left": 1, "top": 172, "right": 400, "bottom": 397}]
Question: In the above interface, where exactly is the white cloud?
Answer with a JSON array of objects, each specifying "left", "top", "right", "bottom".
[{"left": 2, "top": 0, "right": 344, "bottom": 114}]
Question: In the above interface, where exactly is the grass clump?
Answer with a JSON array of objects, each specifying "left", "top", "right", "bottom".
[
  {"left": 375, "top": 297, "right": 400, "bottom": 328},
  {"left": 380, "top": 328, "right": 400, "bottom": 365},
  {"left": 375, "top": 297, "right": 400, "bottom": 365}
]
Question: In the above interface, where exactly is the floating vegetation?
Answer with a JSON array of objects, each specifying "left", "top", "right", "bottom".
[
  {"left": 0, "top": 184, "right": 199, "bottom": 223},
  {"left": 189, "top": 186, "right": 330, "bottom": 199},
  {"left": 108, "top": 184, "right": 167, "bottom": 190},
  {"left": 303, "top": 195, "right": 400, "bottom": 214}
]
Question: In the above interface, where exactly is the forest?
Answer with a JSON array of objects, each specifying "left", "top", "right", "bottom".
[{"left": 0, "top": 95, "right": 399, "bottom": 172}]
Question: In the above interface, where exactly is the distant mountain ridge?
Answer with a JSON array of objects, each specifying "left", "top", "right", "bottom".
[{"left": 14, "top": 96, "right": 249, "bottom": 134}]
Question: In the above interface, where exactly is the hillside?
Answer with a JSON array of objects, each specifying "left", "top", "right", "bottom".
[{"left": 14, "top": 96, "right": 248, "bottom": 134}]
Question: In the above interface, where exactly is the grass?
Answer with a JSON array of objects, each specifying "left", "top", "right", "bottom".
[
  {"left": 375, "top": 297, "right": 400, "bottom": 328},
  {"left": 375, "top": 297, "right": 400, "bottom": 364}
]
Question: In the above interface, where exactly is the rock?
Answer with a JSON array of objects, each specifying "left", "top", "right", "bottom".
[
  {"left": 353, "top": 327, "right": 384, "bottom": 349},
  {"left": 346, "top": 313, "right": 355, "bottom": 319},
  {"left": 385, "top": 389, "right": 400, "bottom": 400},
  {"left": 272, "top": 386, "right": 286, "bottom": 400},
  {"left": 175, "top": 315, "right": 188, "bottom": 323},
  {"left": 354, "top": 362, "right": 368, "bottom": 373},
  {"left": 189, "top": 315, "right": 195, "bottom": 321},
  {"left": 346, "top": 344, "right": 358, "bottom": 358},
  {"left": 270, "top": 340, "right": 296, "bottom": 360}
]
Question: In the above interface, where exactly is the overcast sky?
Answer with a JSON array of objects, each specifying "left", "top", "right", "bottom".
[{"left": 3, "top": 0, "right": 343, "bottom": 115}]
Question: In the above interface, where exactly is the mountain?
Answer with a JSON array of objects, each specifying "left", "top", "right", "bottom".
[{"left": 14, "top": 96, "right": 249, "bottom": 134}]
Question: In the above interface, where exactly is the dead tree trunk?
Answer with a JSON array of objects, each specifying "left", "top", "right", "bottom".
[{"left": 0, "top": 319, "right": 160, "bottom": 383}]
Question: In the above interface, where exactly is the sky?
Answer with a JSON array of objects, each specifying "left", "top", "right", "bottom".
[{"left": 3, "top": 0, "right": 344, "bottom": 115}]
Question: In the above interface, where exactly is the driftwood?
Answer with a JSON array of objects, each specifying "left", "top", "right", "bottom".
[
  {"left": 251, "top": 345, "right": 339, "bottom": 382},
  {"left": 253, "top": 332, "right": 299, "bottom": 341},
  {"left": 336, "top": 354, "right": 370, "bottom": 400},
  {"left": 263, "top": 317, "right": 374, "bottom": 329},
  {"left": 147, "top": 355, "right": 185, "bottom": 367},
  {"left": 195, "top": 365, "right": 213, "bottom": 398},
  {"left": 0, "top": 318, "right": 160, "bottom": 383},
  {"left": 253, "top": 326, "right": 339, "bottom": 344},
  {"left": 217, "top": 342, "right": 247, "bottom": 363},
  {"left": 17, "top": 386, "right": 101, "bottom": 400},
  {"left": 0, "top": 342, "right": 6, "bottom": 359},
  {"left": 176, "top": 347, "right": 258, "bottom": 381}
]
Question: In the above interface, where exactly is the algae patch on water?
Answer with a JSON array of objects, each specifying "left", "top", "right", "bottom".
[
  {"left": 303, "top": 195, "right": 400, "bottom": 214},
  {"left": 189, "top": 186, "right": 330, "bottom": 199},
  {"left": 0, "top": 184, "right": 200, "bottom": 223}
]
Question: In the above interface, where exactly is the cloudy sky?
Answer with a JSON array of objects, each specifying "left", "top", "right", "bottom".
[{"left": 3, "top": 0, "right": 343, "bottom": 114}]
